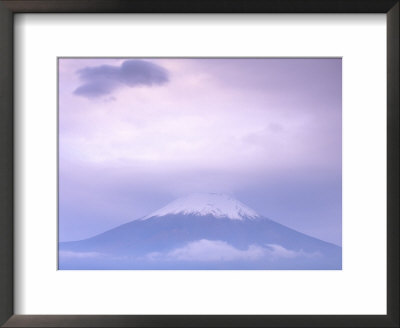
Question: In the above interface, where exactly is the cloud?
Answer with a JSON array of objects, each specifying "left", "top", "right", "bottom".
[
  {"left": 59, "top": 250, "right": 103, "bottom": 259},
  {"left": 265, "top": 244, "right": 320, "bottom": 259},
  {"left": 145, "top": 239, "right": 320, "bottom": 262},
  {"left": 74, "top": 60, "right": 169, "bottom": 98},
  {"left": 167, "top": 240, "right": 264, "bottom": 262}
]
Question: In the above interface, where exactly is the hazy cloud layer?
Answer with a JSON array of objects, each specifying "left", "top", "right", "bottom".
[
  {"left": 59, "top": 250, "right": 103, "bottom": 259},
  {"left": 74, "top": 59, "right": 169, "bottom": 98},
  {"left": 145, "top": 239, "right": 320, "bottom": 262}
]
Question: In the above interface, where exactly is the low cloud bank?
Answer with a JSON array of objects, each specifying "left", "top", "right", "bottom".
[
  {"left": 59, "top": 250, "right": 103, "bottom": 259},
  {"left": 146, "top": 239, "right": 320, "bottom": 262}
]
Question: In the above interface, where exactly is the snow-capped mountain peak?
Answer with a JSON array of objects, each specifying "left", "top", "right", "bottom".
[{"left": 143, "top": 193, "right": 260, "bottom": 220}]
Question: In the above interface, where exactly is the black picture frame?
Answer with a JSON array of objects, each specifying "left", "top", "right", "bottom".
[{"left": 0, "top": 1, "right": 398, "bottom": 327}]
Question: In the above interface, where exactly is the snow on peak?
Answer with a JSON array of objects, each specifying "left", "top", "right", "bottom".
[{"left": 144, "top": 193, "right": 260, "bottom": 220}]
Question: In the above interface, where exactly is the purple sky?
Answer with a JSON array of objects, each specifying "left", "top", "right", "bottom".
[{"left": 59, "top": 58, "right": 342, "bottom": 245}]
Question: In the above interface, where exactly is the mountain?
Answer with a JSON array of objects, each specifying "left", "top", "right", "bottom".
[
  {"left": 59, "top": 193, "right": 342, "bottom": 270},
  {"left": 142, "top": 193, "right": 260, "bottom": 220}
]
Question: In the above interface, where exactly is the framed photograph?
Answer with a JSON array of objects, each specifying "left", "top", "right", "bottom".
[{"left": 0, "top": 1, "right": 398, "bottom": 327}]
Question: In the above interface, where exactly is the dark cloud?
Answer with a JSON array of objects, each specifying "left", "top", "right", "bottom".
[{"left": 74, "top": 60, "right": 169, "bottom": 98}]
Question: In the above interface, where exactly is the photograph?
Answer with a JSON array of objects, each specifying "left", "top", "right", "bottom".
[{"left": 58, "top": 57, "right": 342, "bottom": 270}]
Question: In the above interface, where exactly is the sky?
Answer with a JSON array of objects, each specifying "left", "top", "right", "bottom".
[{"left": 58, "top": 58, "right": 342, "bottom": 245}]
